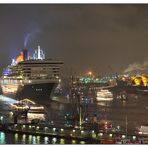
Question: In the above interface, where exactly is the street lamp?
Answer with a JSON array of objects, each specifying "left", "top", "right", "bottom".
[
  {"left": 0, "top": 116, "right": 4, "bottom": 124},
  {"left": 88, "top": 71, "right": 93, "bottom": 77}
]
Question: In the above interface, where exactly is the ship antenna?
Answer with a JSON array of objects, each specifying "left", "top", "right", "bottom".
[
  {"left": 38, "top": 45, "right": 41, "bottom": 59},
  {"left": 33, "top": 45, "right": 45, "bottom": 60}
]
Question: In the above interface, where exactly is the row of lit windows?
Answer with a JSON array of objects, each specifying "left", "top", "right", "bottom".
[{"left": 22, "top": 67, "right": 60, "bottom": 71}]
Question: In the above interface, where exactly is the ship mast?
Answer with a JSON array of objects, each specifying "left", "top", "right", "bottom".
[
  {"left": 33, "top": 45, "right": 45, "bottom": 60},
  {"left": 38, "top": 45, "right": 41, "bottom": 59}
]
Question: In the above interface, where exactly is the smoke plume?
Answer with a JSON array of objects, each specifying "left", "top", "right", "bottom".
[
  {"left": 24, "top": 33, "right": 32, "bottom": 48},
  {"left": 124, "top": 60, "right": 148, "bottom": 74},
  {"left": 24, "top": 29, "right": 42, "bottom": 48}
]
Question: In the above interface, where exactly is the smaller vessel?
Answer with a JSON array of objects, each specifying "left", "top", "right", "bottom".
[
  {"left": 135, "top": 124, "right": 148, "bottom": 135},
  {"left": 10, "top": 98, "right": 45, "bottom": 113},
  {"left": 96, "top": 89, "right": 113, "bottom": 101}
]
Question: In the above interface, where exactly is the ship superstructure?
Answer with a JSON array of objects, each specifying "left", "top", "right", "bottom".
[{"left": 0, "top": 46, "right": 63, "bottom": 105}]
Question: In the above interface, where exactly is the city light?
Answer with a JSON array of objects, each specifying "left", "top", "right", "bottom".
[
  {"left": 133, "top": 136, "right": 136, "bottom": 140},
  {"left": 0, "top": 4, "right": 148, "bottom": 145},
  {"left": 91, "top": 130, "right": 94, "bottom": 134},
  {"left": 36, "top": 126, "right": 39, "bottom": 130},
  {"left": 44, "top": 127, "right": 48, "bottom": 131},
  {"left": 122, "top": 135, "right": 126, "bottom": 139},
  {"left": 0, "top": 116, "right": 3, "bottom": 121},
  {"left": 60, "top": 128, "right": 64, "bottom": 132},
  {"left": 88, "top": 71, "right": 92, "bottom": 76},
  {"left": 53, "top": 128, "right": 56, "bottom": 132}
]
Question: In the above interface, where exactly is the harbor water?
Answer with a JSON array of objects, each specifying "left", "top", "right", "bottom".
[{"left": 0, "top": 94, "right": 148, "bottom": 144}]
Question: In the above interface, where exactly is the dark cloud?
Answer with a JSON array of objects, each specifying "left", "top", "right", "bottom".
[{"left": 1, "top": 4, "right": 148, "bottom": 75}]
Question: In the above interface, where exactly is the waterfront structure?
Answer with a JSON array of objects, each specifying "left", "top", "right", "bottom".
[{"left": 0, "top": 46, "right": 63, "bottom": 106}]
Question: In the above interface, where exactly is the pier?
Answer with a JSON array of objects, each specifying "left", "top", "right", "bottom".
[{"left": 0, "top": 122, "right": 146, "bottom": 144}]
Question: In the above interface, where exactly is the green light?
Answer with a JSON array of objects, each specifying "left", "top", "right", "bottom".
[
  {"left": 22, "top": 134, "right": 26, "bottom": 144},
  {"left": 36, "top": 136, "right": 40, "bottom": 144},
  {"left": 92, "top": 133, "right": 96, "bottom": 138},
  {"left": 0, "top": 132, "right": 5, "bottom": 144},
  {"left": 60, "top": 138, "right": 65, "bottom": 144},
  {"left": 28, "top": 135, "right": 32, "bottom": 144},
  {"left": 14, "top": 133, "right": 18, "bottom": 142},
  {"left": 80, "top": 141, "right": 86, "bottom": 144},
  {"left": 72, "top": 140, "right": 76, "bottom": 144}
]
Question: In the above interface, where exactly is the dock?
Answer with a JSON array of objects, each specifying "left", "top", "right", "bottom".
[{"left": 0, "top": 122, "right": 145, "bottom": 144}]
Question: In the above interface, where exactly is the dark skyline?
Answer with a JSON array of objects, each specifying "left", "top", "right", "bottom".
[{"left": 1, "top": 4, "right": 148, "bottom": 76}]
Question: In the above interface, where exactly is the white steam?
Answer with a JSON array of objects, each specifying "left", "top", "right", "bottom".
[{"left": 124, "top": 60, "right": 148, "bottom": 74}]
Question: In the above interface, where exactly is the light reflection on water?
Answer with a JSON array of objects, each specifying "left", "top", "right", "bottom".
[
  {"left": 51, "top": 137, "right": 57, "bottom": 144},
  {"left": 0, "top": 132, "right": 92, "bottom": 144},
  {"left": 80, "top": 141, "right": 86, "bottom": 144},
  {"left": 28, "top": 135, "right": 32, "bottom": 144},
  {"left": 22, "top": 134, "right": 26, "bottom": 144},
  {"left": 44, "top": 136, "right": 49, "bottom": 144},
  {"left": 0, "top": 93, "right": 148, "bottom": 144},
  {"left": 32, "top": 136, "right": 36, "bottom": 144},
  {"left": 96, "top": 93, "right": 148, "bottom": 132},
  {"left": 0, "top": 95, "right": 17, "bottom": 104},
  {"left": 0, "top": 132, "right": 5, "bottom": 144},
  {"left": 72, "top": 140, "right": 76, "bottom": 144},
  {"left": 59, "top": 138, "right": 65, "bottom": 144},
  {"left": 36, "top": 136, "right": 40, "bottom": 144}
]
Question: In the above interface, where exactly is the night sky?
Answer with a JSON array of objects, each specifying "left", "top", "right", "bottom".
[{"left": 1, "top": 4, "right": 148, "bottom": 76}]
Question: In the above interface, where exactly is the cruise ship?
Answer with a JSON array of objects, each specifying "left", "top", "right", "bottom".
[{"left": 0, "top": 46, "right": 63, "bottom": 106}]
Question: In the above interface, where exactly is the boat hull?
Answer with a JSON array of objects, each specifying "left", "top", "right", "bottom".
[{"left": 1, "top": 82, "right": 57, "bottom": 106}]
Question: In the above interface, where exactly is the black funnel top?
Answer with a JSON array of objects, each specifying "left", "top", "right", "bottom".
[{"left": 22, "top": 49, "right": 28, "bottom": 61}]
